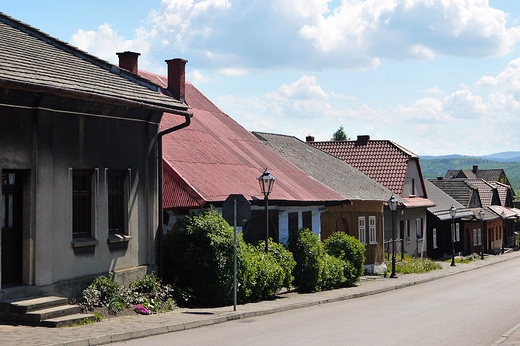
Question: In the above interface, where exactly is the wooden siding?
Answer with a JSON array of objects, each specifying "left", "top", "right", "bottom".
[{"left": 321, "top": 201, "right": 384, "bottom": 264}]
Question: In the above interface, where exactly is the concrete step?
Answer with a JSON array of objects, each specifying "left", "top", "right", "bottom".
[
  {"left": 40, "top": 313, "right": 97, "bottom": 328},
  {"left": 2, "top": 296, "right": 68, "bottom": 314},
  {"left": 0, "top": 295, "right": 96, "bottom": 327},
  {"left": 24, "top": 304, "right": 82, "bottom": 324}
]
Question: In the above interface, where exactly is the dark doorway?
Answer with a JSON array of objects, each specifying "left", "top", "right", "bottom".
[
  {"left": 2, "top": 170, "right": 23, "bottom": 286},
  {"left": 242, "top": 210, "right": 279, "bottom": 244}
]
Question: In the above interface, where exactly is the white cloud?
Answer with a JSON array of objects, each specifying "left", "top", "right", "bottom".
[
  {"left": 71, "top": 23, "right": 151, "bottom": 63},
  {"left": 187, "top": 69, "right": 215, "bottom": 84},
  {"left": 69, "top": 0, "right": 520, "bottom": 73},
  {"left": 476, "top": 57, "right": 520, "bottom": 90}
]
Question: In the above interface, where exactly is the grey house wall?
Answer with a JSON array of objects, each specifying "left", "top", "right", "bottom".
[{"left": 0, "top": 89, "right": 161, "bottom": 297}]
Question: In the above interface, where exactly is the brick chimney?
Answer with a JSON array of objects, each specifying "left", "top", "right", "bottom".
[
  {"left": 165, "top": 58, "right": 188, "bottom": 102},
  {"left": 356, "top": 135, "right": 370, "bottom": 143},
  {"left": 473, "top": 165, "right": 478, "bottom": 174},
  {"left": 116, "top": 51, "right": 140, "bottom": 74},
  {"left": 306, "top": 135, "right": 315, "bottom": 142}
]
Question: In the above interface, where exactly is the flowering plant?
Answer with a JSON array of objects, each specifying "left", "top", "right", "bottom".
[{"left": 134, "top": 304, "right": 150, "bottom": 315}]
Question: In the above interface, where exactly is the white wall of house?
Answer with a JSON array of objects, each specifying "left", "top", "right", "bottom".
[{"left": 276, "top": 206, "right": 323, "bottom": 244}]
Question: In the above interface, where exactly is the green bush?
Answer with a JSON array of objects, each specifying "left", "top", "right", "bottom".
[
  {"left": 237, "top": 243, "right": 285, "bottom": 302},
  {"left": 317, "top": 253, "right": 345, "bottom": 290},
  {"left": 324, "top": 232, "right": 366, "bottom": 286},
  {"left": 288, "top": 228, "right": 346, "bottom": 292},
  {"left": 80, "top": 272, "right": 178, "bottom": 314},
  {"left": 257, "top": 239, "right": 296, "bottom": 289},
  {"left": 169, "top": 208, "right": 235, "bottom": 306}
]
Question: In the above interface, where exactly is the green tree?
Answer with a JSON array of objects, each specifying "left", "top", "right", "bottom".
[{"left": 331, "top": 125, "right": 350, "bottom": 141}]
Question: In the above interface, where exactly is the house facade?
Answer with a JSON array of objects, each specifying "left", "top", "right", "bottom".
[
  {"left": 309, "top": 135, "right": 435, "bottom": 258},
  {"left": 0, "top": 13, "right": 190, "bottom": 299},
  {"left": 253, "top": 132, "right": 400, "bottom": 273}
]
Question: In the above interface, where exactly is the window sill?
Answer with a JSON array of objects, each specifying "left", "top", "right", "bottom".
[
  {"left": 418, "top": 238, "right": 424, "bottom": 242},
  {"left": 71, "top": 238, "right": 99, "bottom": 248},
  {"left": 107, "top": 234, "right": 132, "bottom": 244},
  {"left": 369, "top": 241, "right": 377, "bottom": 245}
]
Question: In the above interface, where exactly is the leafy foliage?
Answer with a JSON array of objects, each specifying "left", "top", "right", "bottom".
[
  {"left": 324, "top": 232, "right": 366, "bottom": 286},
  {"left": 168, "top": 208, "right": 235, "bottom": 306},
  {"left": 288, "top": 228, "right": 346, "bottom": 291},
  {"left": 168, "top": 208, "right": 295, "bottom": 306},
  {"left": 331, "top": 125, "right": 350, "bottom": 141},
  {"left": 80, "top": 273, "right": 178, "bottom": 314}
]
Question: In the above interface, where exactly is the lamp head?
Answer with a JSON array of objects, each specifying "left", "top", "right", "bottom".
[{"left": 257, "top": 168, "right": 276, "bottom": 198}]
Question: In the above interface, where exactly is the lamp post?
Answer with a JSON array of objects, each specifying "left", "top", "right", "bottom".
[
  {"left": 257, "top": 168, "right": 276, "bottom": 253},
  {"left": 449, "top": 205, "right": 457, "bottom": 267},
  {"left": 388, "top": 195, "right": 399, "bottom": 278},
  {"left": 478, "top": 209, "right": 485, "bottom": 260}
]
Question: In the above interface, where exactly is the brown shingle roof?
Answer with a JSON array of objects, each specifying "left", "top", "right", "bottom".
[
  {"left": 252, "top": 132, "right": 397, "bottom": 202},
  {"left": 310, "top": 139, "right": 417, "bottom": 194},
  {"left": 0, "top": 12, "right": 188, "bottom": 113}
]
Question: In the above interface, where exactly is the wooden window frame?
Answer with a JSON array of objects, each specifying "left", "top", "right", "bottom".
[
  {"left": 369, "top": 216, "right": 377, "bottom": 244},
  {"left": 358, "top": 216, "right": 366, "bottom": 245}
]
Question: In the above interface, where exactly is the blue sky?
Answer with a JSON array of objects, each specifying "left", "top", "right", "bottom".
[{"left": 3, "top": 0, "right": 520, "bottom": 156}]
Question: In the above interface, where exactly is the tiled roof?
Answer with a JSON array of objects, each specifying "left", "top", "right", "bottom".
[
  {"left": 428, "top": 178, "right": 475, "bottom": 207},
  {"left": 143, "top": 70, "right": 347, "bottom": 207},
  {"left": 464, "top": 179, "right": 497, "bottom": 207},
  {"left": 0, "top": 12, "right": 188, "bottom": 112},
  {"left": 445, "top": 168, "right": 508, "bottom": 185},
  {"left": 309, "top": 139, "right": 417, "bottom": 194},
  {"left": 252, "top": 132, "right": 397, "bottom": 202},
  {"left": 424, "top": 180, "right": 473, "bottom": 221}
]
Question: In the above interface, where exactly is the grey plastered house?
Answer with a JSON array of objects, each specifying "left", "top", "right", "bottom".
[{"left": 0, "top": 12, "right": 190, "bottom": 299}]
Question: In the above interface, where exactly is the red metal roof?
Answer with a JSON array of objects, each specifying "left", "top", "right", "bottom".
[
  {"left": 310, "top": 139, "right": 416, "bottom": 194},
  {"left": 140, "top": 70, "right": 346, "bottom": 208}
]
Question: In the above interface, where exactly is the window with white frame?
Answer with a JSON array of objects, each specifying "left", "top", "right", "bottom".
[
  {"left": 455, "top": 223, "right": 460, "bottom": 242},
  {"left": 358, "top": 216, "right": 366, "bottom": 245},
  {"left": 473, "top": 229, "right": 477, "bottom": 246},
  {"left": 369, "top": 216, "right": 377, "bottom": 244},
  {"left": 416, "top": 218, "right": 423, "bottom": 240},
  {"left": 478, "top": 228, "right": 482, "bottom": 245},
  {"left": 433, "top": 228, "right": 437, "bottom": 249}
]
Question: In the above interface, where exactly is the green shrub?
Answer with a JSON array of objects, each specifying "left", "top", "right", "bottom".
[
  {"left": 237, "top": 243, "right": 285, "bottom": 302},
  {"left": 80, "top": 272, "right": 178, "bottom": 314},
  {"left": 288, "top": 228, "right": 323, "bottom": 291},
  {"left": 324, "top": 232, "right": 366, "bottom": 286},
  {"left": 317, "top": 253, "right": 345, "bottom": 290},
  {"left": 288, "top": 228, "right": 347, "bottom": 292},
  {"left": 257, "top": 239, "right": 296, "bottom": 289},
  {"left": 168, "top": 208, "right": 235, "bottom": 306}
]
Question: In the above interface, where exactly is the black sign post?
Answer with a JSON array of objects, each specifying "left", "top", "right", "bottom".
[{"left": 222, "top": 194, "right": 251, "bottom": 311}]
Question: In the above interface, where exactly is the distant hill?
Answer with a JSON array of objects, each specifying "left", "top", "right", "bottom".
[
  {"left": 420, "top": 157, "right": 520, "bottom": 194},
  {"left": 421, "top": 151, "right": 520, "bottom": 162}
]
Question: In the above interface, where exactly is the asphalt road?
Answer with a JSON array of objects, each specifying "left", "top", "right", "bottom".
[{"left": 115, "top": 256, "right": 520, "bottom": 346}]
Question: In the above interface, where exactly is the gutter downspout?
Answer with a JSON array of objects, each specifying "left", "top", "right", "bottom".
[{"left": 157, "top": 111, "right": 192, "bottom": 279}]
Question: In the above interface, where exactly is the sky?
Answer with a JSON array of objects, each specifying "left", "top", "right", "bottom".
[{"left": 3, "top": 0, "right": 520, "bottom": 156}]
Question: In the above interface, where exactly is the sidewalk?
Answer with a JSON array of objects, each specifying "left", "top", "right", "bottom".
[{"left": 1, "top": 251, "right": 520, "bottom": 346}]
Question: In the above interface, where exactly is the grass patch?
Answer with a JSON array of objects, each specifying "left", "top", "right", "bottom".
[{"left": 386, "top": 257, "right": 442, "bottom": 274}]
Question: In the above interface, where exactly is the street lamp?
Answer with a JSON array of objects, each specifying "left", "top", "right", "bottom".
[
  {"left": 478, "top": 209, "right": 485, "bottom": 260},
  {"left": 388, "top": 195, "right": 399, "bottom": 278},
  {"left": 257, "top": 168, "right": 276, "bottom": 252},
  {"left": 449, "top": 205, "right": 457, "bottom": 267}
]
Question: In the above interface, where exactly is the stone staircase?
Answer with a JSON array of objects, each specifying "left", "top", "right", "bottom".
[{"left": 0, "top": 296, "right": 96, "bottom": 327}]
